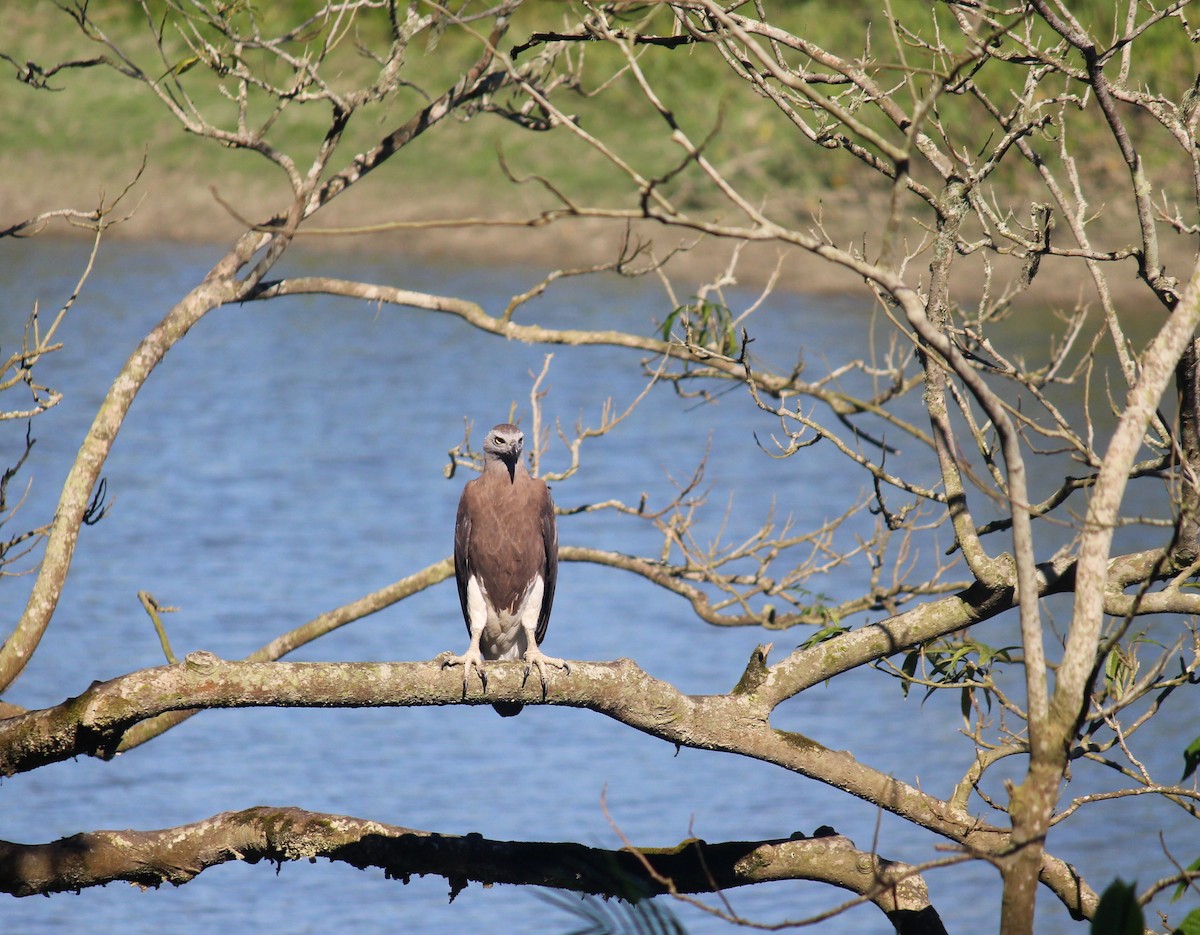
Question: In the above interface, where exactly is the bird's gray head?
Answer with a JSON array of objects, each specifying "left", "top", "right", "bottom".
[{"left": 482, "top": 423, "right": 524, "bottom": 479}]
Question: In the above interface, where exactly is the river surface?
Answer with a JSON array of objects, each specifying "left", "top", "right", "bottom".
[{"left": 0, "top": 239, "right": 1194, "bottom": 933}]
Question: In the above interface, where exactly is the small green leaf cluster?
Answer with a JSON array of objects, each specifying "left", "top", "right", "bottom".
[
  {"left": 798, "top": 622, "right": 849, "bottom": 651},
  {"left": 894, "top": 638, "right": 1016, "bottom": 719},
  {"left": 1092, "top": 876, "right": 1200, "bottom": 935},
  {"left": 660, "top": 300, "right": 738, "bottom": 358}
]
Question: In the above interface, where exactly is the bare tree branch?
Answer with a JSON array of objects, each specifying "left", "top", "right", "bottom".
[{"left": 0, "top": 804, "right": 945, "bottom": 932}]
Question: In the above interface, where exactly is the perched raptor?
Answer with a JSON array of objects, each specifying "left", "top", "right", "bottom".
[{"left": 442, "top": 423, "right": 568, "bottom": 716}]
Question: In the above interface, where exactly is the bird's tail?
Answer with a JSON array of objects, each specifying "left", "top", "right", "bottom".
[{"left": 492, "top": 701, "right": 524, "bottom": 717}]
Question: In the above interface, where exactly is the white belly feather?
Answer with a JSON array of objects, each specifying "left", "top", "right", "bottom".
[{"left": 466, "top": 574, "right": 544, "bottom": 661}]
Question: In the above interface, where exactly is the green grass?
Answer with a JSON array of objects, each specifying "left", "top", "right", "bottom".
[{"left": 2, "top": 1, "right": 1196, "bottom": 230}]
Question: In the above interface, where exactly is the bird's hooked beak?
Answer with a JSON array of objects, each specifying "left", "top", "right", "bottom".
[{"left": 501, "top": 445, "right": 519, "bottom": 482}]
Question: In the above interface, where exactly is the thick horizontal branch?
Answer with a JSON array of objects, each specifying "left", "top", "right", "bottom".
[
  {"left": 756, "top": 547, "right": 1191, "bottom": 708},
  {"left": 0, "top": 805, "right": 945, "bottom": 932},
  {"left": 0, "top": 653, "right": 1003, "bottom": 850},
  {"left": 0, "top": 646, "right": 1107, "bottom": 918},
  {"left": 115, "top": 558, "right": 455, "bottom": 753},
  {"left": 0, "top": 653, "right": 617, "bottom": 776}
]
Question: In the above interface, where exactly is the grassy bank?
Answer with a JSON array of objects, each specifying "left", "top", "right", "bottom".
[{"left": 1, "top": 2, "right": 1196, "bottom": 298}]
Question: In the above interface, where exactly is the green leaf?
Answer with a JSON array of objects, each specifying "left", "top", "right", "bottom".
[
  {"left": 1092, "top": 879, "right": 1143, "bottom": 935},
  {"left": 660, "top": 307, "right": 682, "bottom": 342},
  {"left": 1183, "top": 736, "right": 1200, "bottom": 782},
  {"left": 1173, "top": 907, "right": 1200, "bottom": 935},
  {"left": 540, "top": 890, "right": 687, "bottom": 935},
  {"left": 168, "top": 56, "right": 200, "bottom": 77},
  {"left": 900, "top": 650, "right": 920, "bottom": 699},
  {"left": 799, "top": 624, "right": 848, "bottom": 651},
  {"left": 1171, "top": 856, "right": 1200, "bottom": 902},
  {"left": 723, "top": 321, "right": 737, "bottom": 355}
]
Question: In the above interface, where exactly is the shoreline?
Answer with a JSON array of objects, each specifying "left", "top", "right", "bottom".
[{"left": 6, "top": 161, "right": 1186, "bottom": 309}]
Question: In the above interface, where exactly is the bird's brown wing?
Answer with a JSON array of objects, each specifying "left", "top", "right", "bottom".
[
  {"left": 535, "top": 478, "right": 557, "bottom": 646},
  {"left": 453, "top": 482, "right": 475, "bottom": 633},
  {"left": 456, "top": 469, "right": 556, "bottom": 644}
]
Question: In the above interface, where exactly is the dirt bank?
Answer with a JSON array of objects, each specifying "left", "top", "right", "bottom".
[{"left": 5, "top": 158, "right": 1187, "bottom": 309}]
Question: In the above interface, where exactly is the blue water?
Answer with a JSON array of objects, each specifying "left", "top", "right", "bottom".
[{"left": 0, "top": 239, "right": 1195, "bottom": 933}]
